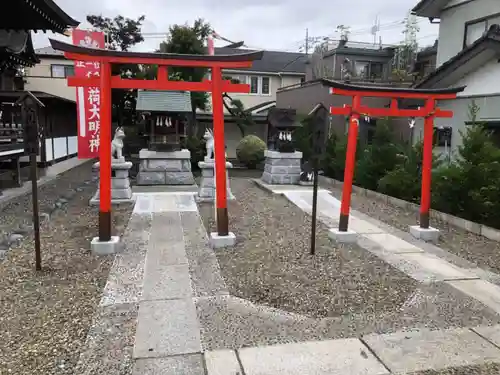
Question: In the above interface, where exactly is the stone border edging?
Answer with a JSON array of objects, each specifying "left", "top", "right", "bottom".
[{"left": 318, "top": 175, "right": 500, "bottom": 242}]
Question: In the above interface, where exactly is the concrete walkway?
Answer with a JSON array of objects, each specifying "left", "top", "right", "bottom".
[{"left": 80, "top": 189, "right": 500, "bottom": 375}]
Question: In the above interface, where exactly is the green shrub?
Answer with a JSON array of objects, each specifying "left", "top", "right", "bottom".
[
  {"left": 354, "top": 118, "right": 403, "bottom": 190},
  {"left": 236, "top": 135, "right": 266, "bottom": 169}
]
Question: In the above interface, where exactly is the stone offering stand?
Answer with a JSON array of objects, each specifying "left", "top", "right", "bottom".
[
  {"left": 197, "top": 157, "right": 235, "bottom": 202},
  {"left": 261, "top": 150, "right": 303, "bottom": 185},
  {"left": 90, "top": 159, "right": 134, "bottom": 205},
  {"left": 137, "top": 149, "right": 195, "bottom": 186}
]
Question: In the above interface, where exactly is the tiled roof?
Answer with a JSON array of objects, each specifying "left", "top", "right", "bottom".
[
  {"left": 136, "top": 90, "right": 192, "bottom": 112},
  {"left": 35, "top": 46, "right": 64, "bottom": 57},
  {"left": 215, "top": 47, "right": 306, "bottom": 74}
]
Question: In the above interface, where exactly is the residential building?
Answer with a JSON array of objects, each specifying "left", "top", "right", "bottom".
[
  {"left": 412, "top": 0, "right": 500, "bottom": 156},
  {"left": 277, "top": 41, "right": 415, "bottom": 143},
  {"left": 24, "top": 46, "right": 75, "bottom": 101}
]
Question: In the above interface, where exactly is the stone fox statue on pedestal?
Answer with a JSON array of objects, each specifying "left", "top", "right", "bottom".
[
  {"left": 111, "top": 126, "right": 125, "bottom": 160},
  {"left": 203, "top": 128, "right": 228, "bottom": 159}
]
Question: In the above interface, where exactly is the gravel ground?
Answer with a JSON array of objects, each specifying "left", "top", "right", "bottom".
[
  {"left": 321, "top": 182, "right": 500, "bottom": 276},
  {"left": 411, "top": 363, "right": 500, "bottom": 374},
  {"left": 0, "top": 163, "right": 133, "bottom": 375},
  {"left": 198, "top": 178, "right": 418, "bottom": 319}
]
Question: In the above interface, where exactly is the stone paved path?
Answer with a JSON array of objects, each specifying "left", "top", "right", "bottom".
[{"left": 77, "top": 188, "right": 500, "bottom": 375}]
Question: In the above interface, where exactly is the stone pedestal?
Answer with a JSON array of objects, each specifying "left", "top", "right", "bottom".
[
  {"left": 137, "top": 149, "right": 195, "bottom": 185},
  {"left": 90, "top": 159, "right": 134, "bottom": 205},
  {"left": 197, "top": 157, "right": 235, "bottom": 202},
  {"left": 261, "top": 150, "right": 302, "bottom": 185}
]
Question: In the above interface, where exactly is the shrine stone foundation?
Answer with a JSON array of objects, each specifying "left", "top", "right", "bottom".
[
  {"left": 197, "top": 157, "right": 235, "bottom": 202},
  {"left": 261, "top": 150, "right": 303, "bottom": 185},
  {"left": 90, "top": 159, "right": 134, "bottom": 205},
  {"left": 136, "top": 149, "right": 195, "bottom": 185}
]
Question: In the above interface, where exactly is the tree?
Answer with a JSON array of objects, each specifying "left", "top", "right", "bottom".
[
  {"left": 158, "top": 19, "right": 211, "bottom": 133},
  {"left": 354, "top": 118, "right": 403, "bottom": 190},
  {"left": 432, "top": 101, "right": 500, "bottom": 227},
  {"left": 86, "top": 14, "right": 146, "bottom": 125}
]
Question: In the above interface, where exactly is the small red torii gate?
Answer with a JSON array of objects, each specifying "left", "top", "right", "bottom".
[
  {"left": 49, "top": 39, "right": 263, "bottom": 243},
  {"left": 327, "top": 81, "right": 465, "bottom": 235}
]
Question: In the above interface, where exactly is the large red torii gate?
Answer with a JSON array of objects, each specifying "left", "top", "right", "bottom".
[
  {"left": 327, "top": 80, "right": 465, "bottom": 238},
  {"left": 49, "top": 39, "right": 263, "bottom": 244}
]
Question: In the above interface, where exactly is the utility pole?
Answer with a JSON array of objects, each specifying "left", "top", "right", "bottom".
[{"left": 305, "top": 28, "right": 309, "bottom": 55}]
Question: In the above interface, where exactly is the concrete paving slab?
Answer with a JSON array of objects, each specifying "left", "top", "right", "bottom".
[
  {"left": 142, "top": 263, "right": 193, "bottom": 301},
  {"left": 175, "top": 194, "right": 198, "bottom": 211},
  {"left": 133, "top": 299, "right": 202, "bottom": 358},
  {"left": 153, "top": 194, "right": 179, "bottom": 212},
  {"left": 133, "top": 194, "right": 154, "bottom": 214},
  {"left": 349, "top": 217, "right": 385, "bottom": 234},
  {"left": 472, "top": 325, "right": 500, "bottom": 348},
  {"left": 447, "top": 280, "right": 500, "bottom": 314},
  {"left": 205, "top": 350, "right": 242, "bottom": 375},
  {"left": 363, "top": 233, "right": 424, "bottom": 254},
  {"left": 132, "top": 354, "right": 204, "bottom": 375},
  {"left": 147, "top": 240, "right": 188, "bottom": 266},
  {"left": 380, "top": 252, "right": 478, "bottom": 283},
  {"left": 239, "top": 338, "right": 389, "bottom": 375},
  {"left": 150, "top": 212, "right": 184, "bottom": 243},
  {"left": 363, "top": 327, "right": 500, "bottom": 373}
]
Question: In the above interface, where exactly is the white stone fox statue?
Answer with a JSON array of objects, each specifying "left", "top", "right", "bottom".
[
  {"left": 204, "top": 128, "right": 214, "bottom": 160},
  {"left": 111, "top": 126, "right": 125, "bottom": 161},
  {"left": 203, "top": 128, "right": 227, "bottom": 160}
]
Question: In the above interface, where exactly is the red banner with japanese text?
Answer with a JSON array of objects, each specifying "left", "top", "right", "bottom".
[{"left": 72, "top": 29, "right": 105, "bottom": 159}]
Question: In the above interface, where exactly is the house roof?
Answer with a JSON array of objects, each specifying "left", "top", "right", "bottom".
[
  {"left": 245, "top": 100, "right": 276, "bottom": 114},
  {"left": 136, "top": 90, "right": 192, "bottom": 112},
  {"left": 415, "top": 24, "right": 500, "bottom": 89},
  {"left": 214, "top": 47, "right": 307, "bottom": 74},
  {"left": 0, "top": 90, "right": 75, "bottom": 103},
  {"left": 35, "top": 46, "right": 65, "bottom": 58},
  {"left": 0, "top": 0, "right": 79, "bottom": 34},
  {"left": 411, "top": 0, "right": 450, "bottom": 18}
]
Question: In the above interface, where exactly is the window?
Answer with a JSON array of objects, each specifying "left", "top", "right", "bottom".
[
  {"left": 433, "top": 126, "right": 452, "bottom": 147},
  {"left": 51, "top": 64, "right": 74, "bottom": 78},
  {"left": 465, "top": 14, "right": 500, "bottom": 47},
  {"left": 369, "top": 63, "right": 384, "bottom": 79},
  {"left": 354, "top": 61, "right": 369, "bottom": 78},
  {"left": 250, "top": 76, "right": 259, "bottom": 94},
  {"left": 261, "top": 77, "right": 270, "bottom": 94}
]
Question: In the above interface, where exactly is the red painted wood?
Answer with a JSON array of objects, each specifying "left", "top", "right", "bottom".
[
  {"left": 420, "top": 99, "right": 435, "bottom": 227},
  {"left": 339, "top": 95, "right": 361, "bottom": 225},
  {"left": 66, "top": 76, "right": 251, "bottom": 93},
  {"left": 157, "top": 66, "right": 168, "bottom": 81},
  {"left": 100, "top": 61, "right": 112, "bottom": 215},
  {"left": 329, "top": 87, "right": 459, "bottom": 100},
  {"left": 211, "top": 67, "right": 228, "bottom": 212},
  {"left": 65, "top": 52, "right": 254, "bottom": 68},
  {"left": 330, "top": 105, "right": 453, "bottom": 118}
]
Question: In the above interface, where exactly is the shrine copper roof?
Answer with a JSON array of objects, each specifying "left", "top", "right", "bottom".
[
  {"left": 0, "top": 0, "right": 79, "bottom": 34},
  {"left": 49, "top": 39, "right": 264, "bottom": 62}
]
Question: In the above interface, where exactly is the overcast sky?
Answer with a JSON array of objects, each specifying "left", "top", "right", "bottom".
[{"left": 33, "top": 0, "right": 439, "bottom": 52}]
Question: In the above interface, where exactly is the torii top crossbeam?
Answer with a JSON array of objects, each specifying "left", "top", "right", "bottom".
[{"left": 49, "top": 38, "right": 264, "bottom": 242}]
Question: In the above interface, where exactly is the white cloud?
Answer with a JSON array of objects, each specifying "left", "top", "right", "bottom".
[{"left": 32, "top": 0, "right": 439, "bottom": 52}]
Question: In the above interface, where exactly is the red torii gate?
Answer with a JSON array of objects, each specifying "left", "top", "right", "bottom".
[
  {"left": 327, "top": 80, "right": 465, "bottom": 236},
  {"left": 49, "top": 39, "right": 263, "bottom": 243}
]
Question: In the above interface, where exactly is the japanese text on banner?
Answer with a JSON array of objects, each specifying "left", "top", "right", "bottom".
[{"left": 72, "top": 29, "right": 105, "bottom": 159}]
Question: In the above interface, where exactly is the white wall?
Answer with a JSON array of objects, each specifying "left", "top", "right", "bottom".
[
  {"left": 24, "top": 57, "right": 76, "bottom": 101},
  {"left": 456, "top": 59, "right": 500, "bottom": 97},
  {"left": 437, "top": 0, "right": 500, "bottom": 67}
]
